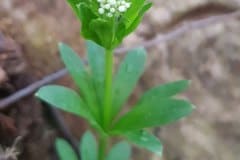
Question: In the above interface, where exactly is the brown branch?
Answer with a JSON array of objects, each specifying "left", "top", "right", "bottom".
[
  {"left": 0, "top": 69, "right": 67, "bottom": 110},
  {"left": 0, "top": 49, "right": 15, "bottom": 54},
  {"left": 1, "top": 10, "right": 240, "bottom": 110}
]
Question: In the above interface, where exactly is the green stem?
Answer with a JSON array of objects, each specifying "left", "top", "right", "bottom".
[
  {"left": 103, "top": 49, "right": 113, "bottom": 130},
  {"left": 98, "top": 135, "right": 108, "bottom": 160}
]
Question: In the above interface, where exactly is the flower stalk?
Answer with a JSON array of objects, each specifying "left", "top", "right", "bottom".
[{"left": 98, "top": 134, "right": 108, "bottom": 160}]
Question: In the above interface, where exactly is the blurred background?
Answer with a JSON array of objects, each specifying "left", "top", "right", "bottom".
[{"left": 0, "top": 0, "right": 240, "bottom": 160}]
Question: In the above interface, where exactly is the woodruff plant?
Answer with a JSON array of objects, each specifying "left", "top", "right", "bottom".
[{"left": 35, "top": 0, "right": 194, "bottom": 160}]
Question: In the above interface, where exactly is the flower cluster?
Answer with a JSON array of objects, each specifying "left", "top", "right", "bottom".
[
  {"left": 97, "top": 0, "right": 131, "bottom": 17},
  {"left": 67, "top": 0, "right": 152, "bottom": 49}
]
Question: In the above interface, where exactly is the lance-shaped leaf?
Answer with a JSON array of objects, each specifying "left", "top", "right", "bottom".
[
  {"left": 124, "top": 2, "right": 152, "bottom": 37},
  {"left": 113, "top": 98, "right": 194, "bottom": 131},
  {"left": 124, "top": 130, "right": 162, "bottom": 156},
  {"left": 56, "top": 138, "right": 78, "bottom": 160},
  {"left": 80, "top": 131, "right": 98, "bottom": 160},
  {"left": 123, "top": 0, "right": 146, "bottom": 28},
  {"left": 58, "top": 43, "right": 99, "bottom": 120},
  {"left": 111, "top": 48, "right": 146, "bottom": 119},
  {"left": 35, "top": 85, "right": 102, "bottom": 130},
  {"left": 77, "top": 3, "right": 98, "bottom": 40},
  {"left": 116, "top": 2, "right": 151, "bottom": 41},
  {"left": 106, "top": 141, "right": 131, "bottom": 160},
  {"left": 140, "top": 80, "right": 190, "bottom": 103},
  {"left": 66, "top": 0, "right": 81, "bottom": 19},
  {"left": 89, "top": 18, "right": 115, "bottom": 49},
  {"left": 36, "top": 85, "right": 89, "bottom": 119},
  {"left": 87, "top": 41, "right": 105, "bottom": 108}
]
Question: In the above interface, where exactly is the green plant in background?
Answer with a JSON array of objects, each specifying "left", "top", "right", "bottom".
[{"left": 35, "top": 0, "right": 194, "bottom": 160}]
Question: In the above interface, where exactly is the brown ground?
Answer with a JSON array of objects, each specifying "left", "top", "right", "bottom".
[{"left": 0, "top": 0, "right": 240, "bottom": 160}]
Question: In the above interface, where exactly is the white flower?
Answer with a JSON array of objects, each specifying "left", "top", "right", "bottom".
[
  {"left": 125, "top": 2, "right": 131, "bottom": 8},
  {"left": 104, "top": 4, "right": 111, "bottom": 9},
  {"left": 118, "top": 5, "right": 126, "bottom": 12},
  {"left": 108, "top": 0, "right": 116, "bottom": 5},
  {"left": 98, "top": 8, "right": 105, "bottom": 14},
  {"left": 107, "top": 13, "right": 113, "bottom": 17},
  {"left": 110, "top": 8, "right": 116, "bottom": 13},
  {"left": 97, "top": 0, "right": 131, "bottom": 17}
]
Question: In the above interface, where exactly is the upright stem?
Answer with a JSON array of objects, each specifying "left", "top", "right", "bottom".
[
  {"left": 103, "top": 49, "right": 113, "bottom": 130},
  {"left": 98, "top": 49, "right": 113, "bottom": 160},
  {"left": 98, "top": 135, "right": 108, "bottom": 160}
]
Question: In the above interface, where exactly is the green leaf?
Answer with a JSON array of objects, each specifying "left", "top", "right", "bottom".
[
  {"left": 116, "top": 2, "right": 151, "bottom": 41},
  {"left": 55, "top": 138, "right": 78, "bottom": 160},
  {"left": 113, "top": 98, "right": 194, "bottom": 131},
  {"left": 35, "top": 85, "right": 89, "bottom": 119},
  {"left": 89, "top": 18, "right": 114, "bottom": 49},
  {"left": 123, "top": 0, "right": 146, "bottom": 28},
  {"left": 77, "top": 3, "right": 98, "bottom": 40},
  {"left": 124, "top": 2, "right": 152, "bottom": 36},
  {"left": 111, "top": 48, "right": 146, "bottom": 119},
  {"left": 58, "top": 42, "right": 99, "bottom": 121},
  {"left": 80, "top": 131, "right": 98, "bottom": 160},
  {"left": 106, "top": 141, "right": 131, "bottom": 160},
  {"left": 66, "top": 0, "right": 82, "bottom": 19},
  {"left": 140, "top": 80, "right": 190, "bottom": 102},
  {"left": 124, "top": 130, "right": 162, "bottom": 156},
  {"left": 87, "top": 40, "right": 105, "bottom": 83},
  {"left": 87, "top": 40, "right": 105, "bottom": 107}
]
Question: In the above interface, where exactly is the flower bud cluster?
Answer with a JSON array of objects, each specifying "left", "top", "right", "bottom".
[{"left": 97, "top": 0, "right": 131, "bottom": 17}]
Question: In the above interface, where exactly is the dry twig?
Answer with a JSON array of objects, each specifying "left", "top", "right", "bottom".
[{"left": 0, "top": 136, "right": 23, "bottom": 160}]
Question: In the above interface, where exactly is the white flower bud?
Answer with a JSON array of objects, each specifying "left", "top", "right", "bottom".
[
  {"left": 104, "top": 4, "right": 111, "bottom": 9},
  {"left": 125, "top": 2, "right": 131, "bottom": 8},
  {"left": 98, "top": 8, "right": 105, "bottom": 14},
  {"left": 108, "top": 0, "right": 116, "bottom": 5},
  {"left": 110, "top": 8, "right": 116, "bottom": 13},
  {"left": 118, "top": 5, "right": 126, "bottom": 12},
  {"left": 97, "top": 0, "right": 131, "bottom": 17},
  {"left": 107, "top": 13, "right": 113, "bottom": 17}
]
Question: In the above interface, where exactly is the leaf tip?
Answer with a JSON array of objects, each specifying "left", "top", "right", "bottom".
[
  {"left": 137, "top": 46, "right": 147, "bottom": 54},
  {"left": 191, "top": 104, "right": 197, "bottom": 110},
  {"left": 34, "top": 92, "right": 39, "bottom": 97},
  {"left": 155, "top": 149, "right": 163, "bottom": 157},
  {"left": 34, "top": 86, "right": 53, "bottom": 99},
  {"left": 179, "top": 79, "right": 191, "bottom": 87},
  {"left": 34, "top": 88, "right": 43, "bottom": 98},
  {"left": 177, "top": 79, "right": 191, "bottom": 91},
  {"left": 58, "top": 42, "right": 65, "bottom": 49},
  {"left": 186, "top": 79, "right": 192, "bottom": 86}
]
